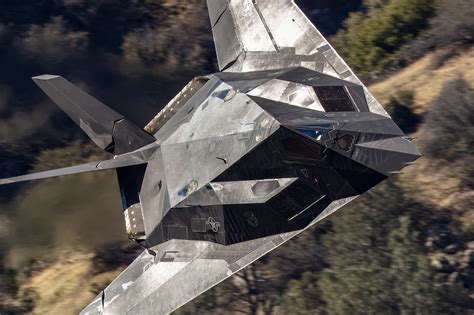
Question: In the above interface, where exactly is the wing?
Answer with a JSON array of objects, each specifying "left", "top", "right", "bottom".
[
  {"left": 207, "top": 0, "right": 347, "bottom": 73},
  {"left": 206, "top": 0, "right": 388, "bottom": 117},
  {"left": 81, "top": 197, "right": 356, "bottom": 315},
  {"left": 0, "top": 147, "right": 156, "bottom": 185}
]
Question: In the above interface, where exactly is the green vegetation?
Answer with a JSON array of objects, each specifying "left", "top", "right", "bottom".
[
  {"left": 388, "top": 216, "right": 442, "bottom": 314},
  {"left": 279, "top": 272, "right": 322, "bottom": 315},
  {"left": 333, "top": 0, "right": 474, "bottom": 77},
  {"left": 399, "top": 0, "right": 474, "bottom": 65},
  {"left": 334, "top": 0, "right": 435, "bottom": 76},
  {"left": 317, "top": 182, "right": 453, "bottom": 314},
  {"left": 319, "top": 182, "right": 404, "bottom": 314}
]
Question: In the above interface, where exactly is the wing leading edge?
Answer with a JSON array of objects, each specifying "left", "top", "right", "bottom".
[
  {"left": 33, "top": 75, "right": 156, "bottom": 155},
  {"left": 0, "top": 146, "right": 157, "bottom": 186},
  {"left": 0, "top": 75, "right": 159, "bottom": 185}
]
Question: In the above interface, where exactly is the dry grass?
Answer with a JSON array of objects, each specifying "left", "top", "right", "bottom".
[
  {"left": 398, "top": 159, "right": 460, "bottom": 207},
  {"left": 371, "top": 46, "right": 474, "bottom": 235},
  {"left": 18, "top": 251, "right": 123, "bottom": 315},
  {"left": 6, "top": 171, "right": 127, "bottom": 268},
  {"left": 370, "top": 46, "right": 474, "bottom": 113}
]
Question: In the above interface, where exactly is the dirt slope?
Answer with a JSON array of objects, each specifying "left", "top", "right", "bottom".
[
  {"left": 19, "top": 251, "right": 122, "bottom": 314},
  {"left": 371, "top": 46, "right": 474, "bottom": 113}
]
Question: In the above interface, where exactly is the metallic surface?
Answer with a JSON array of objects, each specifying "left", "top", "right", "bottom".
[
  {"left": 0, "top": 1, "right": 421, "bottom": 314},
  {"left": 208, "top": 0, "right": 388, "bottom": 117}
]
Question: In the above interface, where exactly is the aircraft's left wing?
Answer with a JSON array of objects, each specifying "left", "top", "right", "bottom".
[{"left": 81, "top": 197, "right": 355, "bottom": 315}]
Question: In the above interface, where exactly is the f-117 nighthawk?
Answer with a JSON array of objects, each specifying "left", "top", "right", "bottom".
[{"left": 0, "top": 1, "right": 421, "bottom": 314}]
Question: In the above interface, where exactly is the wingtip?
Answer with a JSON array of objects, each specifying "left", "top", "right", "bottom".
[
  {"left": 32, "top": 74, "right": 61, "bottom": 81},
  {"left": 0, "top": 178, "right": 13, "bottom": 185}
]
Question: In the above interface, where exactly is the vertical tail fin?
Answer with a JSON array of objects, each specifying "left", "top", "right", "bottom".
[{"left": 32, "top": 75, "right": 156, "bottom": 155}]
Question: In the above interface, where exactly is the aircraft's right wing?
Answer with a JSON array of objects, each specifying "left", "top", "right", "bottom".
[
  {"left": 207, "top": 0, "right": 389, "bottom": 117},
  {"left": 0, "top": 145, "right": 157, "bottom": 186},
  {"left": 207, "top": 0, "right": 346, "bottom": 74}
]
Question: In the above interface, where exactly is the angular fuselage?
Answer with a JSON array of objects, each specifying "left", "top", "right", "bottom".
[{"left": 119, "top": 67, "right": 420, "bottom": 249}]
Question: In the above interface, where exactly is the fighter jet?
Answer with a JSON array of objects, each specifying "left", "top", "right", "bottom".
[{"left": 0, "top": 1, "right": 421, "bottom": 314}]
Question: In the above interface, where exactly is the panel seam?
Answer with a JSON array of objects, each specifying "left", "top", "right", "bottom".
[{"left": 252, "top": 1, "right": 280, "bottom": 53}]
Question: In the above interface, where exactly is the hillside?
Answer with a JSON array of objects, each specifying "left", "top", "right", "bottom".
[
  {"left": 4, "top": 45, "right": 472, "bottom": 314},
  {"left": 371, "top": 46, "right": 474, "bottom": 113},
  {"left": 1, "top": 0, "right": 473, "bottom": 314},
  {"left": 17, "top": 252, "right": 119, "bottom": 315}
]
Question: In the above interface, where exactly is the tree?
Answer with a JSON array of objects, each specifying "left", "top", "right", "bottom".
[
  {"left": 398, "top": 0, "right": 474, "bottom": 65},
  {"left": 334, "top": 0, "right": 435, "bottom": 76},
  {"left": 388, "top": 216, "right": 445, "bottom": 314},
  {"left": 174, "top": 277, "right": 241, "bottom": 315},
  {"left": 318, "top": 180, "right": 406, "bottom": 314},
  {"left": 316, "top": 178, "right": 465, "bottom": 315},
  {"left": 279, "top": 272, "right": 324, "bottom": 315},
  {"left": 175, "top": 221, "right": 333, "bottom": 314},
  {"left": 385, "top": 90, "right": 421, "bottom": 134}
]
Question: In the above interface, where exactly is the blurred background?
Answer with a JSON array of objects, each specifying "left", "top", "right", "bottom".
[{"left": 0, "top": 0, "right": 472, "bottom": 314}]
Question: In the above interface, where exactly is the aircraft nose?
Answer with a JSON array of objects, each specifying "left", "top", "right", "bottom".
[{"left": 352, "top": 136, "right": 422, "bottom": 176}]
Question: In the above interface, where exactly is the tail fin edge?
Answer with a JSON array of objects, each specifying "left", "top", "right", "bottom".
[{"left": 32, "top": 75, "right": 155, "bottom": 155}]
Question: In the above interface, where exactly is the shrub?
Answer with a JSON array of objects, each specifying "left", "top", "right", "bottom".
[
  {"left": 334, "top": 0, "right": 435, "bottom": 76},
  {"left": 398, "top": 0, "right": 474, "bottom": 65},
  {"left": 421, "top": 77, "right": 474, "bottom": 188},
  {"left": 386, "top": 90, "right": 422, "bottom": 133},
  {"left": 16, "top": 16, "right": 88, "bottom": 63}
]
